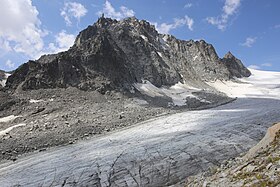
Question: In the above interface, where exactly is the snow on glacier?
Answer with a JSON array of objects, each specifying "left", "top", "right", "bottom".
[
  {"left": 208, "top": 68, "right": 280, "bottom": 99},
  {"left": 134, "top": 80, "right": 202, "bottom": 106}
]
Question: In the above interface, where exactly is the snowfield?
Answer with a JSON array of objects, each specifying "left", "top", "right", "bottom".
[
  {"left": 208, "top": 69, "right": 280, "bottom": 99},
  {"left": 0, "top": 73, "right": 11, "bottom": 87},
  {"left": 0, "top": 69, "right": 279, "bottom": 186},
  {"left": 134, "top": 81, "right": 204, "bottom": 106}
]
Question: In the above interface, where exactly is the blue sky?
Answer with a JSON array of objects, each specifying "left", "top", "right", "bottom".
[{"left": 0, "top": 0, "right": 279, "bottom": 71}]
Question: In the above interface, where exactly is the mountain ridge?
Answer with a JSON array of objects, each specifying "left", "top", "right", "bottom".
[{"left": 5, "top": 16, "right": 251, "bottom": 93}]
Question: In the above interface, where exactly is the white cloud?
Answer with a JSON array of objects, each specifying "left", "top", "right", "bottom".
[
  {"left": 185, "top": 16, "right": 194, "bottom": 31},
  {"left": 274, "top": 24, "right": 280, "bottom": 29},
  {"left": 47, "top": 30, "right": 76, "bottom": 54},
  {"left": 97, "top": 1, "right": 135, "bottom": 20},
  {"left": 248, "top": 63, "right": 272, "bottom": 70},
  {"left": 184, "top": 3, "right": 193, "bottom": 9},
  {"left": 223, "top": 0, "right": 241, "bottom": 15},
  {"left": 248, "top": 65, "right": 260, "bottom": 70},
  {"left": 0, "top": 38, "right": 12, "bottom": 54},
  {"left": 61, "top": 2, "right": 88, "bottom": 26},
  {"left": 0, "top": 0, "right": 46, "bottom": 58},
  {"left": 261, "top": 63, "right": 272, "bottom": 67},
  {"left": 206, "top": 0, "right": 241, "bottom": 30},
  {"left": 55, "top": 30, "right": 76, "bottom": 50},
  {"left": 241, "top": 37, "right": 257, "bottom": 47},
  {"left": 5, "top": 60, "right": 15, "bottom": 69},
  {"left": 120, "top": 6, "right": 135, "bottom": 17},
  {"left": 154, "top": 23, "right": 173, "bottom": 34},
  {"left": 154, "top": 16, "right": 194, "bottom": 34}
]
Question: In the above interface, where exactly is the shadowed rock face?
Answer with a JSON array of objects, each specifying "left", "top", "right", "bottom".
[
  {"left": 0, "top": 70, "right": 4, "bottom": 76},
  {"left": 222, "top": 51, "right": 251, "bottom": 78},
  {"left": 6, "top": 17, "right": 250, "bottom": 92}
]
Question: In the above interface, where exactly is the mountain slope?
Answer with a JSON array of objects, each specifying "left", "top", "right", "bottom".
[{"left": 5, "top": 17, "right": 250, "bottom": 92}]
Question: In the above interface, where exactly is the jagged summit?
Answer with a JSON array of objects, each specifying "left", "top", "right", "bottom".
[
  {"left": 74, "top": 16, "right": 157, "bottom": 47},
  {"left": 222, "top": 51, "right": 251, "bottom": 78},
  {"left": 5, "top": 16, "right": 251, "bottom": 92},
  {"left": 224, "top": 51, "right": 234, "bottom": 58}
]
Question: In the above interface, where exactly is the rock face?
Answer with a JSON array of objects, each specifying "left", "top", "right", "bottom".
[
  {"left": 5, "top": 17, "right": 251, "bottom": 92},
  {"left": 222, "top": 51, "right": 251, "bottom": 78}
]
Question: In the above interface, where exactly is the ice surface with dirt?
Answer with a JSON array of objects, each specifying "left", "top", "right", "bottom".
[{"left": 0, "top": 69, "right": 279, "bottom": 186}]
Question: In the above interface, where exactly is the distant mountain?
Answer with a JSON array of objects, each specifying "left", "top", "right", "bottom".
[
  {"left": 6, "top": 16, "right": 251, "bottom": 92},
  {"left": 0, "top": 70, "right": 5, "bottom": 77}
]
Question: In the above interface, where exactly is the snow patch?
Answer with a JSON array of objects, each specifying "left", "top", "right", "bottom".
[
  {"left": 29, "top": 99, "right": 54, "bottom": 103},
  {"left": 0, "top": 115, "right": 21, "bottom": 123},
  {"left": 193, "top": 55, "right": 198, "bottom": 61},
  {"left": 162, "top": 35, "right": 169, "bottom": 42},
  {"left": 134, "top": 81, "right": 204, "bottom": 106},
  {"left": 140, "top": 35, "right": 148, "bottom": 42},
  {"left": 159, "top": 37, "right": 166, "bottom": 45},
  {"left": 30, "top": 99, "right": 44, "bottom": 103},
  {"left": 160, "top": 36, "right": 170, "bottom": 49},
  {"left": 157, "top": 51, "right": 163, "bottom": 58},
  {"left": 0, "top": 123, "right": 26, "bottom": 136},
  {"left": 208, "top": 69, "right": 280, "bottom": 99},
  {"left": 0, "top": 73, "right": 11, "bottom": 87}
]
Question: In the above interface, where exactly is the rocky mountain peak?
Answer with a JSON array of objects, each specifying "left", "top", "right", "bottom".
[
  {"left": 224, "top": 51, "right": 234, "bottom": 59},
  {"left": 6, "top": 16, "right": 251, "bottom": 92},
  {"left": 96, "top": 16, "right": 117, "bottom": 28},
  {"left": 222, "top": 51, "right": 251, "bottom": 78}
]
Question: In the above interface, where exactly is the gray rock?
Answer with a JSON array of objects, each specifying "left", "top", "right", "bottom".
[
  {"left": 5, "top": 17, "right": 250, "bottom": 92},
  {"left": 222, "top": 51, "right": 251, "bottom": 78}
]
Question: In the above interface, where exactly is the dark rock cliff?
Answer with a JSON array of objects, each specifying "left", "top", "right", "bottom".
[
  {"left": 5, "top": 17, "right": 251, "bottom": 92},
  {"left": 222, "top": 51, "right": 251, "bottom": 78}
]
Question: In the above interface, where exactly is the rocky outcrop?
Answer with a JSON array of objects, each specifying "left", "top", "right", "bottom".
[
  {"left": 222, "top": 51, "right": 251, "bottom": 78},
  {"left": 5, "top": 17, "right": 251, "bottom": 92},
  {"left": 186, "top": 123, "right": 280, "bottom": 187}
]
